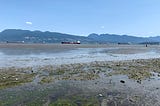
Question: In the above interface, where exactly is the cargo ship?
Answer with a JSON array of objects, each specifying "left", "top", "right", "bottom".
[{"left": 61, "top": 41, "right": 80, "bottom": 44}]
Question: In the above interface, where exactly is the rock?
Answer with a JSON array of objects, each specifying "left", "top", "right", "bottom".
[
  {"left": 158, "top": 74, "right": 160, "bottom": 77},
  {"left": 75, "top": 100, "right": 81, "bottom": 106},
  {"left": 93, "top": 70, "right": 96, "bottom": 73},
  {"left": 116, "top": 64, "right": 120, "bottom": 66},
  {"left": 109, "top": 79, "right": 112, "bottom": 84},
  {"left": 101, "top": 99, "right": 107, "bottom": 106},
  {"left": 137, "top": 80, "right": 141, "bottom": 84},
  {"left": 31, "top": 70, "right": 34, "bottom": 73},
  {"left": 99, "top": 94, "right": 103, "bottom": 97},
  {"left": 129, "top": 98, "right": 136, "bottom": 103},
  {"left": 120, "top": 80, "right": 125, "bottom": 83}
]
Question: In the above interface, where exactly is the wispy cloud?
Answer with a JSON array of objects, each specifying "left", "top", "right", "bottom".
[
  {"left": 26, "top": 22, "right": 32, "bottom": 25},
  {"left": 101, "top": 26, "right": 105, "bottom": 29}
]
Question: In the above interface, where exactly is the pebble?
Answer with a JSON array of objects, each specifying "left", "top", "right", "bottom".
[
  {"left": 120, "top": 80, "right": 125, "bottom": 83},
  {"left": 137, "top": 80, "right": 141, "bottom": 84},
  {"left": 99, "top": 94, "right": 103, "bottom": 97}
]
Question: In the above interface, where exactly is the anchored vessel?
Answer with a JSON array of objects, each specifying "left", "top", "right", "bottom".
[{"left": 61, "top": 41, "right": 80, "bottom": 44}]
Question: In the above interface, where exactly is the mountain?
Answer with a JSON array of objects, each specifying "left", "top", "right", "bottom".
[
  {"left": 0, "top": 29, "right": 160, "bottom": 44},
  {"left": 148, "top": 36, "right": 160, "bottom": 42},
  {"left": 88, "top": 33, "right": 151, "bottom": 43},
  {"left": 0, "top": 29, "right": 93, "bottom": 43}
]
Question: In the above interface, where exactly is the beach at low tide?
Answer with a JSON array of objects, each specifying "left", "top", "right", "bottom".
[{"left": 1, "top": 44, "right": 160, "bottom": 106}]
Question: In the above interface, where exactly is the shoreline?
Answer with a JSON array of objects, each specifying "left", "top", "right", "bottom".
[
  {"left": 0, "top": 44, "right": 160, "bottom": 68},
  {"left": 0, "top": 51, "right": 159, "bottom": 68}
]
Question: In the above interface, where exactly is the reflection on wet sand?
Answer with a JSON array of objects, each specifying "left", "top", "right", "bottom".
[{"left": 0, "top": 44, "right": 160, "bottom": 68}]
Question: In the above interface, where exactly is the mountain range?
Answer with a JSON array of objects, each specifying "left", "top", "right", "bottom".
[{"left": 0, "top": 29, "right": 160, "bottom": 44}]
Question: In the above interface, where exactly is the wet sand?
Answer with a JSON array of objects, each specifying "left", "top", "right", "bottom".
[
  {"left": 0, "top": 43, "right": 159, "bottom": 56},
  {"left": 0, "top": 44, "right": 160, "bottom": 68},
  {"left": 0, "top": 44, "right": 160, "bottom": 106}
]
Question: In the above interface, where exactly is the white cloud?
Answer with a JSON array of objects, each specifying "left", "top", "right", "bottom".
[
  {"left": 26, "top": 22, "right": 32, "bottom": 25},
  {"left": 101, "top": 26, "right": 105, "bottom": 29}
]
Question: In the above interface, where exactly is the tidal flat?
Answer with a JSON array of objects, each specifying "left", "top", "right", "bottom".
[{"left": 1, "top": 44, "right": 160, "bottom": 106}]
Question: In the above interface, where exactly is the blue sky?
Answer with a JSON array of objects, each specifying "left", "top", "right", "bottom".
[{"left": 0, "top": 0, "right": 160, "bottom": 37}]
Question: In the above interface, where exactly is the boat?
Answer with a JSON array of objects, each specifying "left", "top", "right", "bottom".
[{"left": 61, "top": 41, "right": 80, "bottom": 44}]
